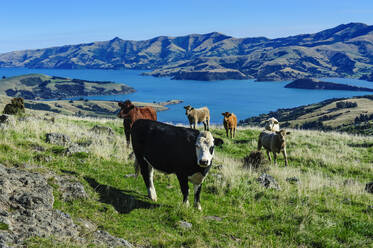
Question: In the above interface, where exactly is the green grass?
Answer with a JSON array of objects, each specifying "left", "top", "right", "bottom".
[{"left": 0, "top": 112, "right": 372, "bottom": 247}]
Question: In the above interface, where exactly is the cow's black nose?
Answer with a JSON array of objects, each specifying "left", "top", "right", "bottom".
[{"left": 199, "top": 160, "right": 209, "bottom": 166}]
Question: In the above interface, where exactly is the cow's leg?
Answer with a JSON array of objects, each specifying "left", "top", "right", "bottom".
[
  {"left": 139, "top": 157, "right": 157, "bottom": 201},
  {"left": 124, "top": 119, "right": 131, "bottom": 148},
  {"left": 273, "top": 152, "right": 277, "bottom": 165},
  {"left": 206, "top": 118, "right": 210, "bottom": 131},
  {"left": 225, "top": 128, "right": 228, "bottom": 137},
  {"left": 194, "top": 120, "right": 197, "bottom": 129},
  {"left": 233, "top": 127, "right": 236, "bottom": 138},
  {"left": 177, "top": 175, "right": 189, "bottom": 206},
  {"left": 283, "top": 149, "right": 288, "bottom": 166},
  {"left": 193, "top": 184, "right": 203, "bottom": 211},
  {"left": 266, "top": 150, "right": 272, "bottom": 162},
  {"left": 230, "top": 128, "right": 233, "bottom": 138},
  {"left": 203, "top": 121, "right": 207, "bottom": 131},
  {"left": 125, "top": 130, "right": 131, "bottom": 148}
]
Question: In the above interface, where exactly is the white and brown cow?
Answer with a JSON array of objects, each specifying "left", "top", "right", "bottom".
[{"left": 130, "top": 119, "right": 223, "bottom": 210}]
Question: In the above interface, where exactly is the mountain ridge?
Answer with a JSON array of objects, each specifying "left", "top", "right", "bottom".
[{"left": 1, "top": 23, "right": 373, "bottom": 81}]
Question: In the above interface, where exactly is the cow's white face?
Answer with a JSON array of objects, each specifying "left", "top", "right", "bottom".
[{"left": 195, "top": 131, "right": 215, "bottom": 167}]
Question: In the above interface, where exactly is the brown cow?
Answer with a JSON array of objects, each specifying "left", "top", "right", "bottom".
[
  {"left": 222, "top": 112, "right": 237, "bottom": 138},
  {"left": 118, "top": 100, "right": 157, "bottom": 147}
]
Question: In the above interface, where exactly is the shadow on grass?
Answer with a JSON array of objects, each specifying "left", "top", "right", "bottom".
[
  {"left": 84, "top": 176, "right": 161, "bottom": 214},
  {"left": 348, "top": 143, "right": 373, "bottom": 148},
  {"left": 234, "top": 139, "right": 251, "bottom": 144}
]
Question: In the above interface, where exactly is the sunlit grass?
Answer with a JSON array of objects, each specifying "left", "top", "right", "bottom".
[{"left": 0, "top": 110, "right": 372, "bottom": 247}]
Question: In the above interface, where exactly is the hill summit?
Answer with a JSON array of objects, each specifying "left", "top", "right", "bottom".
[{"left": 1, "top": 23, "right": 373, "bottom": 81}]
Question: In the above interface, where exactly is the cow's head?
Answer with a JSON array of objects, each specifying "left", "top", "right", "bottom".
[
  {"left": 222, "top": 112, "right": 232, "bottom": 120},
  {"left": 118, "top": 100, "right": 134, "bottom": 118},
  {"left": 265, "top": 117, "right": 280, "bottom": 132},
  {"left": 275, "top": 129, "right": 290, "bottom": 146},
  {"left": 195, "top": 131, "right": 224, "bottom": 167},
  {"left": 184, "top": 105, "right": 194, "bottom": 115}
]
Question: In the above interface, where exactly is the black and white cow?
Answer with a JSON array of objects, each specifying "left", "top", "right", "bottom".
[{"left": 130, "top": 119, "right": 223, "bottom": 210}]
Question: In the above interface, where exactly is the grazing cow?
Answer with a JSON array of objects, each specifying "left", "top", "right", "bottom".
[
  {"left": 118, "top": 100, "right": 157, "bottom": 146},
  {"left": 222, "top": 112, "right": 237, "bottom": 138},
  {"left": 257, "top": 130, "right": 290, "bottom": 166},
  {"left": 264, "top": 117, "right": 280, "bottom": 132},
  {"left": 184, "top": 105, "right": 210, "bottom": 131},
  {"left": 131, "top": 119, "right": 224, "bottom": 210}
]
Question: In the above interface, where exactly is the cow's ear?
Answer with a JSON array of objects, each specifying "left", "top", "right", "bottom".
[
  {"left": 286, "top": 131, "right": 291, "bottom": 135},
  {"left": 129, "top": 104, "right": 135, "bottom": 110},
  {"left": 274, "top": 120, "right": 279, "bottom": 124},
  {"left": 213, "top": 137, "right": 224, "bottom": 147},
  {"left": 184, "top": 106, "right": 188, "bottom": 109},
  {"left": 221, "top": 113, "right": 225, "bottom": 116},
  {"left": 118, "top": 102, "right": 123, "bottom": 107},
  {"left": 228, "top": 113, "right": 232, "bottom": 117}
]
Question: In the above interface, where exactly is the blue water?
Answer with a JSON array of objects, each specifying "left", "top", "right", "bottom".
[{"left": 1, "top": 68, "right": 372, "bottom": 124}]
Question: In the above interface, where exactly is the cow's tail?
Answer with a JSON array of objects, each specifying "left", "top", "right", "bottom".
[{"left": 134, "top": 159, "right": 141, "bottom": 177}]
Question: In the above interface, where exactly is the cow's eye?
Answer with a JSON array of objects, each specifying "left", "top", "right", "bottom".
[{"left": 209, "top": 146, "right": 214, "bottom": 154}]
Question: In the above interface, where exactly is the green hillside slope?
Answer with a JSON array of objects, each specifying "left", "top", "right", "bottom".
[
  {"left": 240, "top": 95, "right": 373, "bottom": 135},
  {"left": 0, "top": 109, "right": 371, "bottom": 247}
]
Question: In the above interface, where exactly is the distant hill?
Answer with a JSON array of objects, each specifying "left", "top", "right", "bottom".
[
  {"left": 239, "top": 95, "right": 373, "bottom": 135},
  {"left": 1, "top": 23, "right": 373, "bottom": 81},
  {"left": 0, "top": 74, "right": 135, "bottom": 100}
]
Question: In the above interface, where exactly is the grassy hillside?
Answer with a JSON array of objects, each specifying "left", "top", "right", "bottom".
[
  {"left": 0, "top": 95, "right": 172, "bottom": 118},
  {"left": 240, "top": 95, "right": 373, "bottom": 135},
  {"left": 0, "top": 109, "right": 371, "bottom": 247},
  {"left": 0, "top": 74, "right": 134, "bottom": 100}
]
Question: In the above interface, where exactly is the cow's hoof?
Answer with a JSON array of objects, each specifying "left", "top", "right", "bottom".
[
  {"left": 194, "top": 203, "right": 202, "bottom": 211},
  {"left": 149, "top": 195, "right": 157, "bottom": 202},
  {"left": 183, "top": 200, "right": 190, "bottom": 207}
]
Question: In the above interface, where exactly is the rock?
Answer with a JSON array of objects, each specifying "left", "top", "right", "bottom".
[
  {"left": 76, "top": 218, "right": 96, "bottom": 232},
  {"left": 365, "top": 182, "right": 373, "bottom": 193},
  {"left": 0, "top": 115, "right": 9, "bottom": 124},
  {"left": 0, "top": 164, "right": 130, "bottom": 247},
  {"left": 93, "top": 230, "right": 133, "bottom": 247},
  {"left": 90, "top": 125, "right": 114, "bottom": 135},
  {"left": 30, "top": 144, "right": 45, "bottom": 152},
  {"left": 257, "top": 173, "right": 280, "bottom": 190},
  {"left": 58, "top": 180, "right": 88, "bottom": 202},
  {"left": 0, "top": 164, "right": 79, "bottom": 245},
  {"left": 45, "top": 133, "right": 71, "bottom": 146},
  {"left": 286, "top": 177, "right": 299, "bottom": 184},
  {"left": 65, "top": 144, "right": 88, "bottom": 155},
  {"left": 178, "top": 220, "right": 192, "bottom": 229},
  {"left": 204, "top": 216, "right": 223, "bottom": 222}
]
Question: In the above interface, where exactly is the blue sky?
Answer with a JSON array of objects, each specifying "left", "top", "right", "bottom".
[{"left": 1, "top": 0, "right": 373, "bottom": 53}]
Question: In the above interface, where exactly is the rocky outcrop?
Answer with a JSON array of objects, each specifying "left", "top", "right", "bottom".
[
  {"left": 257, "top": 173, "right": 280, "bottom": 190},
  {"left": 0, "top": 164, "right": 132, "bottom": 247},
  {"left": 171, "top": 69, "right": 248, "bottom": 81},
  {"left": 45, "top": 133, "right": 71, "bottom": 146},
  {"left": 285, "top": 78, "right": 373, "bottom": 92}
]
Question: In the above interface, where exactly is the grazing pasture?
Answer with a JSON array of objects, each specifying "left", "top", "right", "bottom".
[{"left": 0, "top": 110, "right": 371, "bottom": 247}]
